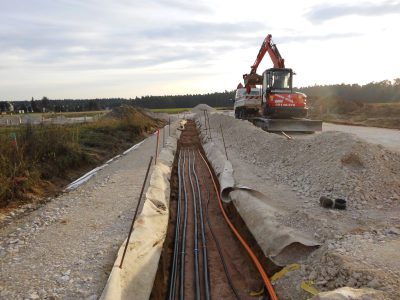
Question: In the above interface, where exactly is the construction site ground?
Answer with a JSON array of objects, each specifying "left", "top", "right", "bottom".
[
  {"left": 0, "top": 105, "right": 399, "bottom": 299},
  {"left": 0, "top": 133, "right": 161, "bottom": 299},
  {"left": 200, "top": 109, "right": 400, "bottom": 299}
]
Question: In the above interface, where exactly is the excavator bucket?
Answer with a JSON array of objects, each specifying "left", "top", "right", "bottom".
[
  {"left": 243, "top": 73, "right": 263, "bottom": 86},
  {"left": 251, "top": 118, "right": 323, "bottom": 132}
]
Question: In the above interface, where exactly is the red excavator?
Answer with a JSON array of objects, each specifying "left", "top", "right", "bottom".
[{"left": 237, "top": 34, "right": 322, "bottom": 132}]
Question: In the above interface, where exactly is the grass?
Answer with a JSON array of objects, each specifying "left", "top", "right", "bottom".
[
  {"left": 0, "top": 106, "right": 163, "bottom": 207},
  {"left": 0, "top": 110, "right": 108, "bottom": 119},
  {"left": 215, "top": 107, "right": 233, "bottom": 110},
  {"left": 149, "top": 108, "right": 191, "bottom": 114},
  {"left": 43, "top": 110, "right": 109, "bottom": 118}
]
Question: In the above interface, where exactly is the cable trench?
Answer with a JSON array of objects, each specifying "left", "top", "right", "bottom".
[
  {"left": 197, "top": 149, "right": 278, "bottom": 300},
  {"left": 165, "top": 126, "right": 278, "bottom": 300}
]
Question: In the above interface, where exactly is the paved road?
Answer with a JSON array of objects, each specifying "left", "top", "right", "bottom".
[{"left": 323, "top": 123, "right": 400, "bottom": 152}]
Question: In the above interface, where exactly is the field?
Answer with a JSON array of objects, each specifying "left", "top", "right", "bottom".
[
  {"left": 149, "top": 107, "right": 191, "bottom": 114},
  {"left": 325, "top": 102, "right": 400, "bottom": 129},
  {"left": 309, "top": 99, "right": 400, "bottom": 129}
]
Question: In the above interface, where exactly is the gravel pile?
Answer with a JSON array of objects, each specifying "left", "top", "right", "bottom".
[
  {"left": 197, "top": 113, "right": 400, "bottom": 299},
  {"left": 209, "top": 115, "right": 400, "bottom": 210},
  {"left": 299, "top": 228, "right": 400, "bottom": 297},
  {"left": 191, "top": 104, "right": 216, "bottom": 114}
]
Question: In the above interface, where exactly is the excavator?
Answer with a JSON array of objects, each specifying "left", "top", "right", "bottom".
[{"left": 235, "top": 34, "right": 322, "bottom": 132}]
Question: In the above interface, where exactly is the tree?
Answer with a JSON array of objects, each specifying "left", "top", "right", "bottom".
[
  {"left": 41, "top": 97, "right": 50, "bottom": 112},
  {"left": 31, "top": 97, "right": 39, "bottom": 112}
]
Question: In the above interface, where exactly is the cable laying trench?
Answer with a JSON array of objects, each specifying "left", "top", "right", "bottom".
[
  {"left": 151, "top": 121, "right": 279, "bottom": 300},
  {"left": 198, "top": 149, "right": 278, "bottom": 300}
]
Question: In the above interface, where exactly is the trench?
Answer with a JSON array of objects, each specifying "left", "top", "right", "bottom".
[{"left": 150, "top": 120, "right": 280, "bottom": 299}]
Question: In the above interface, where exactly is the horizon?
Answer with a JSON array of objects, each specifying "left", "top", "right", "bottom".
[
  {"left": 4, "top": 77, "right": 400, "bottom": 102},
  {"left": 1, "top": 0, "right": 400, "bottom": 101}
]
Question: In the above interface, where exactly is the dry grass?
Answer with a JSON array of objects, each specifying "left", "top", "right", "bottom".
[
  {"left": 0, "top": 106, "right": 162, "bottom": 207},
  {"left": 309, "top": 98, "right": 400, "bottom": 129}
]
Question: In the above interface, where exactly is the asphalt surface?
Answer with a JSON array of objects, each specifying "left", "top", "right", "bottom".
[{"left": 323, "top": 123, "right": 400, "bottom": 152}]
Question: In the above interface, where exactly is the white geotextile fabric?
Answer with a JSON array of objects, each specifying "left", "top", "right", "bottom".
[
  {"left": 202, "top": 139, "right": 320, "bottom": 266},
  {"left": 311, "top": 287, "right": 386, "bottom": 300},
  {"left": 100, "top": 130, "right": 178, "bottom": 300}
]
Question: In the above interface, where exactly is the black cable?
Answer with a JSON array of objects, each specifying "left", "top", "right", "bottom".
[
  {"left": 192, "top": 151, "right": 211, "bottom": 300},
  {"left": 205, "top": 188, "right": 241, "bottom": 300},
  {"left": 168, "top": 151, "right": 182, "bottom": 299},
  {"left": 188, "top": 150, "right": 201, "bottom": 300},
  {"left": 180, "top": 150, "right": 188, "bottom": 300}
]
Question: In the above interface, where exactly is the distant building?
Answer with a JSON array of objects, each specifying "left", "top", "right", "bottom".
[{"left": 0, "top": 102, "right": 14, "bottom": 113}]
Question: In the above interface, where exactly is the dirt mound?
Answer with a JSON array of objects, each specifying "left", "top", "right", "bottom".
[
  {"left": 105, "top": 105, "right": 164, "bottom": 133},
  {"left": 106, "top": 105, "right": 153, "bottom": 120},
  {"left": 191, "top": 104, "right": 216, "bottom": 114}
]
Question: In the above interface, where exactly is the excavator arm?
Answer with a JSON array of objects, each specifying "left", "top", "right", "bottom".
[{"left": 243, "top": 34, "right": 285, "bottom": 89}]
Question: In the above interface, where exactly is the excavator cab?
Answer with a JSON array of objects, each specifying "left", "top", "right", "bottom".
[
  {"left": 264, "top": 68, "right": 293, "bottom": 93},
  {"left": 261, "top": 68, "right": 308, "bottom": 118}
]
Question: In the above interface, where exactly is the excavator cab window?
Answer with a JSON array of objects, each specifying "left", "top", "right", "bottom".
[{"left": 264, "top": 69, "right": 293, "bottom": 93}]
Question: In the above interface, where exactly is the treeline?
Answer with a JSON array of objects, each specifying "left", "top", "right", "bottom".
[
  {"left": 296, "top": 79, "right": 400, "bottom": 103},
  {"left": 133, "top": 92, "right": 235, "bottom": 108},
  {"left": 0, "top": 91, "right": 235, "bottom": 113},
  {"left": 1, "top": 79, "right": 399, "bottom": 113}
]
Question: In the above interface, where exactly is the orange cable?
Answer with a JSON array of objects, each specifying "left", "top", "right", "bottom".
[{"left": 198, "top": 150, "right": 279, "bottom": 300}]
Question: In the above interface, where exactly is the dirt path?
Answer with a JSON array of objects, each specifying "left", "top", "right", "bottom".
[
  {"left": 0, "top": 134, "right": 160, "bottom": 300},
  {"left": 323, "top": 123, "right": 400, "bottom": 152}
]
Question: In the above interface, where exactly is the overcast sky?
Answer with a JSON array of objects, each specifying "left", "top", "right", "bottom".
[{"left": 1, "top": 0, "right": 400, "bottom": 100}]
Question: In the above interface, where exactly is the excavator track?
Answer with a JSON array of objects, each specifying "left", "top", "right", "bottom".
[{"left": 249, "top": 117, "right": 323, "bottom": 132}]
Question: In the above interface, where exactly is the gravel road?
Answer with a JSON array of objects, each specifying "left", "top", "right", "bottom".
[
  {"left": 323, "top": 123, "right": 400, "bottom": 152},
  {"left": 0, "top": 132, "right": 162, "bottom": 300}
]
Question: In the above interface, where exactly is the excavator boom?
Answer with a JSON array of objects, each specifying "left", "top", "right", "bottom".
[
  {"left": 243, "top": 34, "right": 285, "bottom": 87},
  {"left": 250, "top": 34, "right": 285, "bottom": 74}
]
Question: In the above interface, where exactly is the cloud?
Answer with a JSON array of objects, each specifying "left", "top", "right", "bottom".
[
  {"left": 275, "top": 32, "right": 362, "bottom": 44},
  {"left": 0, "top": 8, "right": 265, "bottom": 72},
  {"left": 140, "top": 21, "right": 266, "bottom": 42},
  {"left": 305, "top": 1, "right": 400, "bottom": 23},
  {"left": 0, "top": 0, "right": 266, "bottom": 76},
  {"left": 147, "top": 0, "right": 211, "bottom": 13}
]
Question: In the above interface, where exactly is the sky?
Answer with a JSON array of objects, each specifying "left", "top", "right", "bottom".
[{"left": 1, "top": 0, "right": 400, "bottom": 100}]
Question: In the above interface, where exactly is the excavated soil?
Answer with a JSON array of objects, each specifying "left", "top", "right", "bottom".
[{"left": 151, "top": 121, "right": 278, "bottom": 299}]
